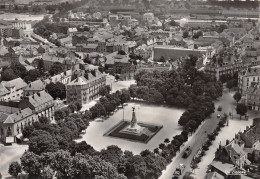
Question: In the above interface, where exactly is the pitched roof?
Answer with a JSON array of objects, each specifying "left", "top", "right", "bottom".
[
  {"left": 204, "top": 172, "right": 224, "bottom": 179},
  {"left": 1, "top": 78, "right": 27, "bottom": 90},
  {"left": 0, "top": 83, "right": 10, "bottom": 96},
  {"left": 28, "top": 91, "right": 53, "bottom": 108},
  {"left": 44, "top": 69, "right": 72, "bottom": 84},
  {"left": 210, "top": 161, "right": 236, "bottom": 175},
  {"left": 68, "top": 27, "right": 78, "bottom": 33},
  {"left": 67, "top": 70, "right": 105, "bottom": 86},
  {"left": 68, "top": 76, "right": 88, "bottom": 86},
  {"left": 2, "top": 108, "right": 33, "bottom": 124},
  {"left": 105, "top": 51, "right": 130, "bottom": 65},
  {"left": 25, "top": 79, "right": 46, "bottom": 92}
]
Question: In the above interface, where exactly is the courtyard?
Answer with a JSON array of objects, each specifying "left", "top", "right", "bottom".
[{"left": 76, "top": 102, "right": 185, "bottom": 154}]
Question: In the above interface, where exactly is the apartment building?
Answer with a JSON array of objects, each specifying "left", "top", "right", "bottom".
[{"left": 66, "top": 70, "right": 106, "bottom": 105}]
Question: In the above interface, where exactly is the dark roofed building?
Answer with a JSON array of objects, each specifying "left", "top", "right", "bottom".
[
  {"left": 153, "top": 46, "right": 207, "bottom": 61},
  {"left": 105, "top": 51, "right": 136, "bottom": 80}
]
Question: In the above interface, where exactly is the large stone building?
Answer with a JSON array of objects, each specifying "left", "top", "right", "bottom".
[
  {"left": 238, "top": 66, "right": 260, "bottom": 96},
  {"left": 20, "top": 91, "right": 55, "bottom": 121},
  {"left": 0, "top": 90, "right": 54, "bottom": 143},
  {"left": 205, "top": 56, "right": 260, "bottom": 81},
  {"left": 0, "top": 108, "right": 35, "bottom": 143},
  {"left": 66, "top": 70, "right": 106, "bottom": 105},
  {"left": 152, "top": 46, "right": 208, "bottom": 61}
]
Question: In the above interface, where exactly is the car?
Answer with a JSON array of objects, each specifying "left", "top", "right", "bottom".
[
  {"left": 172, "top": 164, "right": 186, "bottom": 179},
  {"left": 182, "top": 146, "right": 192, "bottom": 158},
  {"left": 217, "top": 114, "right": 221, "bottom": 118}
]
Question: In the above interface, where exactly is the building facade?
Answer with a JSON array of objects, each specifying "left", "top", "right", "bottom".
[
  {"left": 0, "top": 108, "right": 36, "bottom": 143},
  {"left": 66, "top": 70, "right": 106, "bottom": 105},
  {"left": 0, "top": 78, "right": 27, "bottom": 102}
]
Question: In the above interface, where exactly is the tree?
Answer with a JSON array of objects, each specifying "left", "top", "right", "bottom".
[
  {"left": 99, "top": 85, "right": 109, "bottom": 96},
  {"left": 74, "top": 102, "right": 82, "bottom": 111},
  {"left": 10, "top": 61, "right": 26, "bottom": 78},
  {"left": 120, "top": 89, "right": 131, "bottom": 105},
  {"left": 29, "top": 130, "right": 59, "bottom": 155},
  {"left": 21, "top": 152, "right": 42, "bottom": 178},
  {"left": 39, "top": 116, "right": 50, "bottom": 124},
  {"left": 51, "top": 150, "right": 72, "bottom": 179},
  {"left": 118, "top": 50, "right": 126, "bottom": 55},
  {"left": 233, "top": 92, "right": 241, "bottom": 104},
  {"left": 226, "top": 80, "right": 234, "bottom": 91},
  {"left": 8, "top": 162, "right": 21, "bottom": 177},
  {"left": 54, "top": 110, "right": 65, "bottom": 121},
  {"left": 1, "top": 68, "right": 17, "bottom": 81},
  {"left": 46, "top": 82, "right": 66, "bottom": 100},
  {"left": 83, "top": 54, "right": 91, "bottom": 64},
  {"left": 40, "top": 166, "right": 54, "bottom": 179},
  {"left": 37, "top": 58, "right": 45, "bottom": 73},
  {"left": 24, "top": 69, "right": 41, "bottom": 83},
  {"left": 169, "top": 20, "right": 178, "bottom": 26},
  {"left": 182, "top": 30, "right": 189, "bottom": 38},
  {"left": 100, "top": 145, "right": 123, "bottom": 167},
  {"left": 49, "top": 62, "right": 64, "bottom": 76},
  {"left": 22, "top": 125, "right": 35, "bottom": 138},
  {"left": 236, "top": 103, "right": 248, "bottom": 119},
  {"left": 125, "top": 155, "right": 147, "bottom": 179}
]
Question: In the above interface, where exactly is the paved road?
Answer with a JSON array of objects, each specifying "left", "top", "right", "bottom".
[{"left": 159, "top": 89, "right": 229, "bottom": 179}]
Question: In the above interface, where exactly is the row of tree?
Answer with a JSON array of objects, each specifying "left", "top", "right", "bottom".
[
  {"left": 11, "top": 84, "right": 170, "bottom": 179},
  {"left": 131, "top": 55, "right": 222, "bottom": 164}
]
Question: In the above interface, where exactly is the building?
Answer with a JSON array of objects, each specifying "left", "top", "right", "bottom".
[
  {"left": 245, "top": 86, "right": 260, "bottom": 111},
  {"left": 143, "top": 13, "right": 154, "bottom": 23},
  {"left": 58, "top": 36, "right": 72, "bottom": 47},
  {"left": 238, "top": 66, "right": 260, "bottom": 96},
  {"left": 44, "top": 69, "right": 73, "bottom": 85},
  {"left": 105, "top": 51, "right": 136, "bottom": 80},
  {"left": 66, "top": 70, "right": 106, "bottom": 105},
  {"left": 0, "top": 78, "right": 27, "bottom": 102},
  {"left": 205, "top": 56, "right": 260, "bottom": 81},
  {"left": 20, "top": 90, "right": 55, "bottom": 121},
  {"left": 67, "top": 27, "right": 78, "bottom": 36},
  {"left": 0, "top": 108, "right": 36, "bottom": 143},
  {"left": 207, "top": 122, "right": 260, "bottom": 178},
  {"left": 152, "top": 46, "right": 208, "bottom": 61},
  {"left": 39, "top": 52, "right": 77, "bottom": 71},
  {"left": 24, "top": 79, "right": 46, "bottom": 96}
]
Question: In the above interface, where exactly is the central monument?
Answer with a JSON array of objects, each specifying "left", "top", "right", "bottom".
[
  {"left": 120, "top": 107, "right": 147, "bottom": 136},
  {"left": 104, "top": 104, "right": 163, "bottom": 143}
]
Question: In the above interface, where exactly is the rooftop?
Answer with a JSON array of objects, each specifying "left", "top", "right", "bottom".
[
  {"left": 27, "top": 91, "right": 53, "bottom": 108},
  {"left": 1, "top": 78, "right": 27, "bottom": 90},
  {"left": 2, "top": 108, "right": 33, "bottom": 124}
]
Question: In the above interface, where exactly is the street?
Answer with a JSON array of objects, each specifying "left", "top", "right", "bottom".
[{"left": 159, "top": 87, "right": 235, "bottom": 179}]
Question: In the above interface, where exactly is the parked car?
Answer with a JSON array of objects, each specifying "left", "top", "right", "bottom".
[
  {"left": 172, "top": 164, "right": 185, "bottom": 179},
  {"left": 182, "top": 146, "right": 192, "bottom": 158}
]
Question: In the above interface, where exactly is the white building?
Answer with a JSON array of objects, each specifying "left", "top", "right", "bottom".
[{"left": 0, "top": 78, "right": 27, "bottom": 102}]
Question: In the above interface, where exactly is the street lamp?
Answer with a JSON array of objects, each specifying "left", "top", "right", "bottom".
[{"left": 123, "top": 105, "right": 125, "bottom": 121}]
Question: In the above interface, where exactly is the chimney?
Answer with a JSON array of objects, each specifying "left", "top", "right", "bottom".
[
  {"left": 37, "top": 92, "right": 40, "bottom": 97},
  {"left": 226, "top": 139, "right": 230, "bottom": 145}
]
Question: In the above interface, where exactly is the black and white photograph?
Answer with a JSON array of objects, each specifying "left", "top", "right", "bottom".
[{"left": 0, "top": 0, "right": 260, "bottom": 178}]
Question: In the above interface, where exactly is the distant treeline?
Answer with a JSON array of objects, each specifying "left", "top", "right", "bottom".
[{"left": 207, "top": 0, "right": 259, "bottom": 9}]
